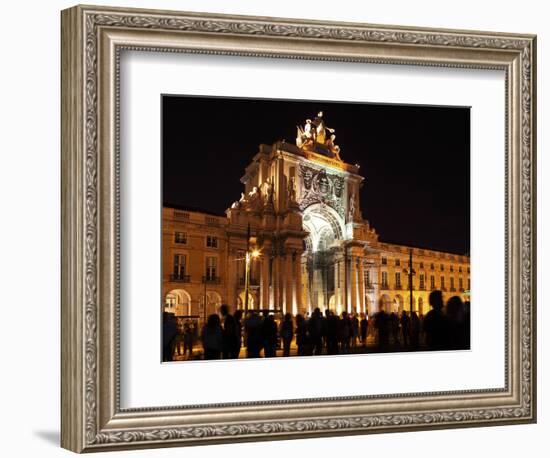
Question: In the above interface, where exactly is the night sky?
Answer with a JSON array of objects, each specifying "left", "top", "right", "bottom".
[{"left": 162, "top": 95, "right": 470, "bottom": 255}]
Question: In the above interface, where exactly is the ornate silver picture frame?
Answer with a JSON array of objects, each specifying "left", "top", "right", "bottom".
[{"left": 61, "top": 4, "right": 536, "bottom": 453}]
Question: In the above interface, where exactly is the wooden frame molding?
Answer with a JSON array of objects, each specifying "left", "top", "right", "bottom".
[{"left": 61, "top": 4, "right": 536, "bottom": 452}]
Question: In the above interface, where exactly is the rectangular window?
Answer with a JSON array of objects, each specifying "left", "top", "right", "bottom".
[
  {"left": 174, "top": 210, "right": 190, "bottom": 221},
  {"left": 459, "top": 266, "right": 462, "bottom": 273},
  {"left": 430, "top": 263, "right": 435, "bottom": 270},
  {"left": 440, "top": 264, "right": 445, "bottom": 271},
  {"left": 459, "top": 278, "right": 463, "bottom": 290},
  {"left": 450, "top": 277, "right": 455, "bottom": 290},
  {"left": 419, "top": 274, "right": 425, "bottom": 289},
  {"left": 205, "top": 256, "right": 217, "bottom": 280},
  {"left": 173, "top": 254, "right": 187, "bottom": 278},
  {"left": 382, "top": 271, "right": 388, "bottom": 288},
  {"left": 381, "top": 257, "right": 387, "bottom": 265},
  {"left": 467, "top": 278, "right": 471, "bottom": 290},
  {"left": 174, "top": 231, "right": 187, "bottom": 244},
  {"left": 440, "top": 276, "right": 445, "bottom": 289},
  {"left": 395, "top": 259, "right": 400, "bottom": 267},
  {"left": 290, "top": 166, "right": 296, "bottom": 178},
  {"left": 206, "top": 235, "right": 218, "bottom": 248},
  {"left": 365, "top": 269, "right": 371, "bottom": 287},
  {"left": 419, "top": 262, "right": 424, "bottom": 269},
  {"left": 450, "top": 265, "right": 454, "bottom": 272},
  {"left": 205, "top": 216, "right": 220, "bottom": 226},
  {"left": 430, "top": 275, "right": 435, "bottom": 289},
  {"left": 395, "top": 272, "right": 401, "bottom": 288}
]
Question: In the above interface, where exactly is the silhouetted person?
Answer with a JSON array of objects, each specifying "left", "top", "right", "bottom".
[
  {"left": 183, "top": 322, "right": 194, "bottom": 359},
  {"left": 339, "top": 311, "right": 351, "bottom": 354},
  {"left": 234, "top": 309, "right": 243, "bottom": 358},
  {"left": 390, "top": 312, "right": 400, "bottom": 346},
  {"left": 244, "top": 311, "right": 263, "bottom": 358},
  {"left": 262, "top": 313, "right": 278, "bottom": 357},
  {"left": 322, "top": 310, "right": 329, "bottom": 351},
  {"left": 308, "top": 308, "right": 324, "bottom": 355},
  {"left": 295, "top": 314, "right": 309, "bottom": 356},
  {"left": 173, "top": 319, "right": 185, "bottom": 357},
  {"left": 162, "top": 312, "right": 177, "bottom": 362},
  {"left": 351, "top": 313, "right": 359, "bottom": 348},
  {"left": 202, "top": 314, "right": 222, "bottom": 360},
  {"left": 400, "top": 311, "right": 410, "bottom": 347},
  {"left": 192, "top": 320, "right": 199, "bottom": 347},
  {"left": 367, "top": 313, "right": 375, "bottom": 339},
  {"left": 325, "top": 310, "right": 340, "bottom": 355},
  {"left": 446, "top": 296, "right": 468, "bottom": 350},
  {"left": 220, "top": 304, "right": 239, "bottom": 359},
  {"left": 280, "top": 313, "right": 294, "bottom": 357},
  {"left": 374, "top": 308, "right": 390, "bottom": 351},
  {"left": 423, "top": 290, "right": 449, "bottom": 351},
  {"left": 410, "top": 311, "right": 421, "bottom": 350},
  {"left": 360, "top": 313, "right": 368, "bottom": 347},
  {"left": 418, "top": 313, "right": 425, "bottom": 346},
  {"left": 463, "top": 300, "right": 471, "bottom": 349}
]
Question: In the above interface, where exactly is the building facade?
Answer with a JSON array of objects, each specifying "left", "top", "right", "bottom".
[{"left": 163, "top": 112, "right": 470, "bottom": 320}]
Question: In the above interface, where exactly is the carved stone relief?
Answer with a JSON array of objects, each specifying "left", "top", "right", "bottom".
[{"left": 298, "top": 164, "right": 345, "bottom": 217}]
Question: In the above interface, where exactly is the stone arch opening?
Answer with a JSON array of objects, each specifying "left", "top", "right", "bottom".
[
  {"left": 329, "top": 294, "right": 341, "bottom": 315},
  {"left": 165, "top": 289, "right": 192, "bottom": 317},
  {"left": 302, "top": 203, "right": 345, "bottom": 251},
  {"left": 418, "top": 297, "right": 424, "bottom": 315},
  {"left": 394, "top": 294, "right": 404, "bottom": 314},
  {"left": 379, "top": 294, "right": 392, "bottom": 313},
  {"left": 200, "top": 291, "right": 222, "bottom": 317},
  {"left": 237, "top": 291, "right": 255, "bottom": 311},
  {"left": 301, "top": 204, "right": 346, "bottom": 313},
  {"left": 364, "top": 295, "right": 371, "bottom": 316}
]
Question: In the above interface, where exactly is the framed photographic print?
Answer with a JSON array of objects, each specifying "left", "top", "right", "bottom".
[
  {"left": 161, "top": 95, "right": 472, "bottom": 362},
  {"left": 61, "top": 4, "right": 537, "bottom": 453}
]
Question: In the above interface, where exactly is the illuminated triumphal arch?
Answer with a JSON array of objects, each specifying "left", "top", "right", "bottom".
[{"left": 225, "top": 112, "right": 378, "bottom": 316}]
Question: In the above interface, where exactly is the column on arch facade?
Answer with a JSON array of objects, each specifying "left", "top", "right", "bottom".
[
  {"left": 302, "top": 258, "right": 311, "bottom": 316},
  {"left": 273, "top": 253, "right": 281, "bottom": 312},
  {"left": 350, "top": 256, "right": 358, "bottom": 313},
  {"left": 348, "top": 246, "right": 365, "bottom": 315},
  {"left": 345, "top": 252, "right": 352, "bottom": 314},
  {"left": 293, "top": 253, "right": 302, "bottom": 316},
  {"left": 284, "top": 253, "right": 293, "bottom": 315},
  {"left": 333, "top": 257, "right": 340, "bottom": 315},
  {"left": 279, "top": 253, "right": 286, "bottom": 313},
  {"left": 260, "top": 242, "right": 271, "bottom": 310},
  {"left": 358, "top": 257, "right": 365, "bottom": 315},
  {"left": 226, "top": 246, "right": 237, "bottom": 310}
]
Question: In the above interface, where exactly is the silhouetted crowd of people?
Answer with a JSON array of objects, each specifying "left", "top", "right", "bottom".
[
  {"left": 162, "top": 290, "right": 470, "bottom": 361},
  {"left": 372, "top": 291, "right": 470, "bottom": 352}
]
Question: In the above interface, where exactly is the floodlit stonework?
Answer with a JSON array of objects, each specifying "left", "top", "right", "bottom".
[{"left": 163, "top": 113, "right": 470, "bottom": 320}]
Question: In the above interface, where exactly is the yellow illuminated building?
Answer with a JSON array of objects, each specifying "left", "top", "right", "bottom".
[{"left": 163, "top": 112, "right": 470, "bottom": 320}]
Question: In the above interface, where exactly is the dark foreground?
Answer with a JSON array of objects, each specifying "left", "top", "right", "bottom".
[{"left": 164, "top": 291, "right": 470, "bottom": 362}]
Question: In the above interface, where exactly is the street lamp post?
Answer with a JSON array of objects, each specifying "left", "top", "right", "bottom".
[
  {"left": 244, "top": 249, "right": 251, "bottom": 312},
  {"left": 403, "top": 249, "right": 416, "bottom": 314},
  {"left": 243, "top": 223, "right": 260, "bottom": 313},
  {"left": 203, "top": 278, "right": 207, "bottom": 324},
  {"left": 244, "top": 249, "right": 261, "bottom": 312}
]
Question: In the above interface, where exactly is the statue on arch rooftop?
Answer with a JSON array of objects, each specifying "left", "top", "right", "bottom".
[{"left": 296, "top": 111, "right": 341, "bottom": 160}]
